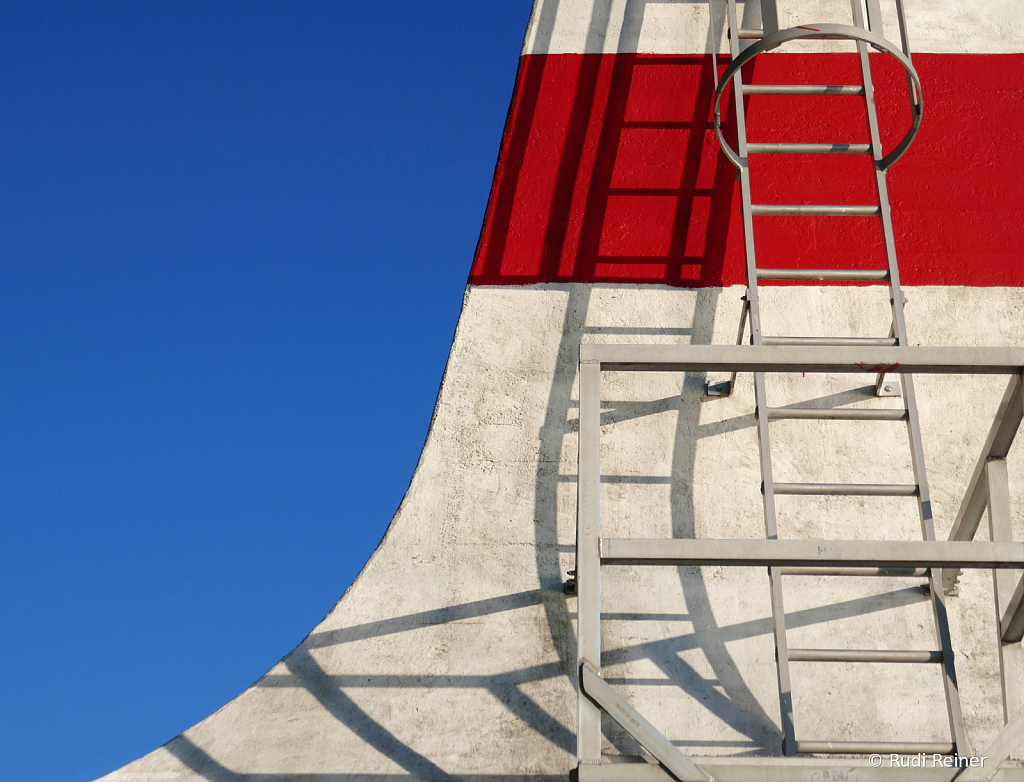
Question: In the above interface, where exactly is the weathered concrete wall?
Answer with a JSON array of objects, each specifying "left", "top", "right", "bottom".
[
  {"left": 98, "top": 0, "right": 1024, "bottom": 779},
  {"left": 97, "top": 285, "right": 1024, "bottom": 780}
]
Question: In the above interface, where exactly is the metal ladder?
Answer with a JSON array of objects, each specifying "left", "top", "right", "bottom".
[{"left": 709, "top": 0, "right": 967, "bottom": 758}]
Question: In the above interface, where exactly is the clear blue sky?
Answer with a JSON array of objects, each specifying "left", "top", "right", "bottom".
[{"left": 0, "top": 3, "right": 531, "bottom": 779}]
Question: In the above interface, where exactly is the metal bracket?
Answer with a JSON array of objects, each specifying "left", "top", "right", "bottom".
[
  {"left": 877, "top": 376, "right": 902, "bottom": 397},
  {"left": 579, "top": 660, "right": 713, "bottom": 782}
]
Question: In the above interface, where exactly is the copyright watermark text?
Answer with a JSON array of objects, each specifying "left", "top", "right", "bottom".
[{"left": 868, "top": 754, "right": 986, "bottom": 769}]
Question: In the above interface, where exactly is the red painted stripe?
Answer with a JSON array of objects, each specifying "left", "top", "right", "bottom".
[{"left": 470, "top": 53, "right": 1024, "bottom": 287}]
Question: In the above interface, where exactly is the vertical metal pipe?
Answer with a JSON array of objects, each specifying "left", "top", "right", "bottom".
[
  {"left": 760, "top": 0, "right": 780, "bottom": 37},
  {"left": 576, "top": 357, "right": 603, "bottom": 765}
]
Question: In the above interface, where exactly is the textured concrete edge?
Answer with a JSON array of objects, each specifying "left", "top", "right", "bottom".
[{"left": 92, "top": 283, "right": 477, "bottom": 780}]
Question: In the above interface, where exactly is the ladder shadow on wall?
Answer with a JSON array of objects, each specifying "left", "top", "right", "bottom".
[{"left": 472, "top": 0, "right": 748, "bottom": 288}]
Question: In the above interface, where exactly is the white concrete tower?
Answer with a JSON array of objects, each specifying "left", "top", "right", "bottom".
[{"left": 100, "top": 1, "right": 1024, "bottom": 779}]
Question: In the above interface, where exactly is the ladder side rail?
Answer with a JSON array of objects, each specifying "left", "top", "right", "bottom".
[
  {"left": 849, "top": 0, "right": 968, "bottom": 753},
  {"left": 760, "top": 0, "right": 779, "bottom": 38},
  {"left": 724, "top": 0, "right": 796, "bottom": 755},
  {"left": 724, "top": 0, "right": 761, "bottom": 346},
  {"left": 577, "top": 358, "right": 603, "bottom": 766},
  {"left": 865, "top": 0, "right": 884, "bottom": 35},
  {"left": 702, "top": 0, "right": 746, "bottom": 406}
]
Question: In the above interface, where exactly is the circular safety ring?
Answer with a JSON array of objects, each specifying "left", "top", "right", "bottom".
[{"left": 713, "top": 23, "right": 923, "bottom": 171}]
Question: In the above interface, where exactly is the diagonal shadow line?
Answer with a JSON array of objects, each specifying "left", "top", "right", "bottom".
[
  {"left": 257, "top": 662, "right": 571, "bottom": 690},
  {"left": 487, "top": 681, "right": 578, "bottom": 753},
  {"left": 697, "top": 386, "right": 885, "bottom": 438},
  {"left": 285, "top": 648, "right": 458, "bottom": 781},
  {"left": 295, "top": 578, "right": 924, "bottom": 679},
  {"left": 165, "top": 735, "right": 245, "bottom": 782},
  {"left": 556, "top": 475, "right": 676, "bottom": 484},
  {"left": 260, "top": 672, "right": 717, "bottom": 690},
  {"left": 603, "top": 585, "right": 929, "bottom": 667},
  {"left": 651, "top": 648, "right": 768, "bottom": 743},
  {"left": 582, "top": 327, "right": 694, "bottom": 335},
  {"left": 259, "top": 589, "right": 925, "bottom": 689},
  {"left": 561, "top": 395, "right": 684, "bottom": 433},
  {"left": 303, "top": 589, "right": 547, "bottom": 648},
  {"left": 628, "top": 577, "right": 928, "bottom": 747},
  {"left": 602, "top": 397, "right": 686, "bottom": 426},
  {"left": 166, "top": 733, "right": 567, "bottom": 781}
]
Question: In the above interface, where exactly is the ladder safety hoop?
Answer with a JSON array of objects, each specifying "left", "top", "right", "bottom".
[{"left": 714, "top": 23, "right": 923, "bottom": 171}]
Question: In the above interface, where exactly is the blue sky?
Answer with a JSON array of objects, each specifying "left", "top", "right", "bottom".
[{"left": 0, "top": 3, "right": 531, "bottom": 779}]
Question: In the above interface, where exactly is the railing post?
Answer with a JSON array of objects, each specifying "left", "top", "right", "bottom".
[{"left": 576, "top": 357, "right": 602, "bottom": 766}]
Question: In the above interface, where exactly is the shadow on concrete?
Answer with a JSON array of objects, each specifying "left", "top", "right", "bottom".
[
  {"left": 470, "top": 0, "right": 746, "bottom": 288},
  {"left": 162, "top": 577, "right": 927, "bottom": 779},
  {"left": 165, "top": 734, "right": 567, "bottom": 782}
]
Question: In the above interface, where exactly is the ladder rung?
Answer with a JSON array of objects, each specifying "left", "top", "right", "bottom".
[
  {"left": 789, "top": 649, "right": 942, "bottom": 663},
  {"left": 747, "top": 143, "right": 872, "bottom": 155},
  {"left": 752, "top": 204, "right": 881, "bottom": 216},
  {"left": 737, "top": 28, "right": 763, "bottom": 39},
  {"left": 743, "top": 84, "right": 865, "bottom": 96},
  {"left": 781, "top": 567, "right": 929, "bottom": 577},
  {"left": 762, "top": 336, "right": 898, "bottom": 346},
  {"left": 796, "top": 741, "right": 955, "bottom": 756},
  {"left": 774, "top": 483, "right": 919, "bottom": 496},
  {"left": 768, "top": 407, "right": 907, "bottom": 421},
  {"left": 757, "top": 268, "right": 889, "bottom": 281}
]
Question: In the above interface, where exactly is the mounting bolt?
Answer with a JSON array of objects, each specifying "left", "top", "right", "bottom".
[{"left": 883, "top": 384, "right": 892, "bottom": 393}]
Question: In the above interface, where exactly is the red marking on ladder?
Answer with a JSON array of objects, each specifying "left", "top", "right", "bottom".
[
  {"left": 856, "top": 362, "right": 900, "bottom": 373},
  {"left": 796, "top": 26, "right": 821, "bottom": 31}
]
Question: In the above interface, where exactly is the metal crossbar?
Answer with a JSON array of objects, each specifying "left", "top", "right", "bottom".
[{"left": 575, "top": 347, "right": 1024, "bottom": 780}]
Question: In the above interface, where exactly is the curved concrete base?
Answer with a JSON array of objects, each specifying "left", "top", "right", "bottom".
[{"left": 98, "top": 283, "right": 1024, "bottom": 781}]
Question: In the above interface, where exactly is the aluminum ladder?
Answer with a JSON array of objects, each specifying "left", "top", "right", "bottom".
[{"left": 709, "top": 0, "right": 966, "bottom": 759}]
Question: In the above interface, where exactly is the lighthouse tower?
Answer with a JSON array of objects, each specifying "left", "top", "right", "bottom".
[{"left": 99, "top": 1, "right": 1024, "bottom": 780}]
